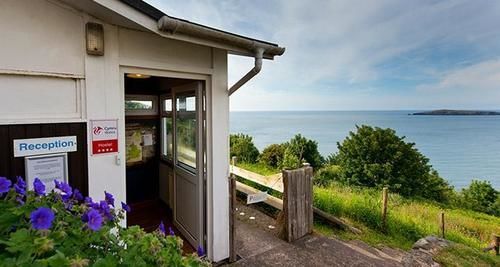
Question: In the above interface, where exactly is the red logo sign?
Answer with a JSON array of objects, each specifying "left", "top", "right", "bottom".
[
  {"left": 93, "top": 126, "right": 104, "bottom": 135},
  {"left": 91, "top": 120, "right": 118, "bottom": 155},
  {"left": 92, "top": 140, "right": 118, "bottom": 154}
]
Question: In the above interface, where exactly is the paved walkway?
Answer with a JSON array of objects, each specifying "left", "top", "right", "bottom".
[{"left": 227, "top": 204, "right": 405, "bottom": 267}]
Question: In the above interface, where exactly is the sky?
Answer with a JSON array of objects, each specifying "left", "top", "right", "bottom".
[{"left": 146, "top": 0, "right": 500, "bottom": 111}]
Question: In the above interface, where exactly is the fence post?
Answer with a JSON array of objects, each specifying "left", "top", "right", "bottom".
[
  {"left": 279, "top": 165, "right": 314, "bottom": 242},
  {"left": 381, "top": 187, "right": 388, "bottom": 231},
  {"left": 440, "top": 212, "right": 445, "bottom": 239},
  {"left": 228, "top": 156, "right": 237, "bottom": 262}
]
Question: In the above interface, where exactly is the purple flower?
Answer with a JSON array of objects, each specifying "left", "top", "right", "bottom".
[
  {"left": 99, "top": 200, "right": 113, "bottom": 221},
  {"left": 159, "top": 221, "right": 166, "bottom": 235},
  {"left": 30, "top": 207, "right": 55, "bottom": 230},
  {"left": 33, "top": 178, "right": 45, "bottom": 196},
  {"left": 168, "top": 226, "right": 175, "bottom": 236},
  {"left": 104, "top": 191, "right": 115, "bottom": 207},
  {"left": 85, "top": 197, "right": 99, "bottom": 209},
  {"left": 14, "top": 176, "right": 26, "bottom": 196},
  {"left": 54, "top": 180, "right": 72, "bottom": 199},
  {"left": 197, "top": 245, "right": 205, "bottom": 257},
  {"left": 0, "top": 177, "right": 11, "bottom": 194},
  {"left": 121, "top": 202, "right": 131, "bottom": 213},
  {"left": 73, "top": 189, "right": 83, "bottom": 202},
  {"left": 82, "top": 208, "right": 103, "bottom": 231}
]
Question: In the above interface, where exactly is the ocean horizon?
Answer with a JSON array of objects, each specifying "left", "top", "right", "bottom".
[{"left": 230, "top": 110, "right": 500, "bottom": 189}]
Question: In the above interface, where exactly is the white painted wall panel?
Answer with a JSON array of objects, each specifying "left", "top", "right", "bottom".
[
  {"left": 0, "top": 75, "right": 80, "bottom": 120},
  {"left": 209, "top": 49, "right": 230, "bottom": 262},
  {"left": 0, "top": 0, "right": 85, "bottom": 75},
  {"left": 119, "top": 29, "right": 212, "bottom": 70},
  {"left": 85, "top": 22, "right": 126, "bottom": 217}
]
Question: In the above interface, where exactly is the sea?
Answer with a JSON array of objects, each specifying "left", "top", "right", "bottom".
[{"left": 230, "top": 111, "right": 500, "bottom": 189}]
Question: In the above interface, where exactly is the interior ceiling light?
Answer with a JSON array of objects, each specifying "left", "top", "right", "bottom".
[{"left": 126, "top": 73, "right": 151, "bottom": 79}]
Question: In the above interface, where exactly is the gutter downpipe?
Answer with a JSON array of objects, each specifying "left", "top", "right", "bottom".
[{"left": 228, "top": 47, "right": 264, "bottom": 96}]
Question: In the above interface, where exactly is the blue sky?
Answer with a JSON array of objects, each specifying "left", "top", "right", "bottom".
[{"left": 146, "top": 0, "right": 500, "bottom": 111}]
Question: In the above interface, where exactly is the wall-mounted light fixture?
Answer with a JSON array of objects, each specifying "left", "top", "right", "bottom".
[
  {"left": 126, "top": 73, "right": 151, "bottom": 79},
  {"left": 86, "top": 22, "right": 104, "bottom": 56}
]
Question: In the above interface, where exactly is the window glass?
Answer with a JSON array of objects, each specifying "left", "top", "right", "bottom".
[
  {"left": 176, "top": 96, "right": 196, "bottom": 112},
  {"left": 125, "top": 100, "right": 153, "bottom": 110},
  {"left": 161, "top": 117, "right": 173, "bottom": 160},
  {"left": 176, "top": 94, "right": 197, "bottom": 170},
  {"left": 164, "top": 99, "right": 172, "bottom": 112}
]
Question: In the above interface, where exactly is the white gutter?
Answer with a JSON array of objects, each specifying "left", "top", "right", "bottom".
[{"left": 157, "top": 15, "right": 284, "bottom": 96}]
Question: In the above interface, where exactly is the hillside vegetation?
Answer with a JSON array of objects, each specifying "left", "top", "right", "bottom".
[{"left": 314, "top": 183, "right": 500, "bottom": 250}]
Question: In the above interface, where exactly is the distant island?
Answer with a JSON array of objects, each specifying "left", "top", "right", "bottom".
[{"left": 412, "top": 109, "right": 500, "bottom": 116}]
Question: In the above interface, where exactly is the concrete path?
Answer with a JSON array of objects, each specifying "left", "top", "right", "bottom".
[{"left": 227, "top": 203, "right": 405, "bottom": 267}]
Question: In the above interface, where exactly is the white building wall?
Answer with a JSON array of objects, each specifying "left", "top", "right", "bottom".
[{"left": 0, "top": 0, "right": 230, "bottom": 262}]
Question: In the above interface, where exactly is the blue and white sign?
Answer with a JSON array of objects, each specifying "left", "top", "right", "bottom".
[{"left": 13, "top": 136, "right": 77, "bottom": 157}]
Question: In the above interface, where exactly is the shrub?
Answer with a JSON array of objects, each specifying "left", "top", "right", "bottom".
[
  {"left": 284, "top": 134, "right": 324, "bottom": 169},
  {"left": 259, "top": 144, "right": 286, "bottom": 168},
  {"left": 281, "top": 147, "right": 301, "bottom": 169},
  {"left": 459, "top": 180, "right": 499, "bottom": 216},
  {"left": 0, "top": 176, "right": 206, "bottom": 266},
  {"left": 314, "top": 165, "right": 342, "bottom": 187},
  {"left": 334, "top": 125, "right": 453, "bottom": 201},
  {"left": 230, "top": 134, "right": 259, "bottom": 163}
]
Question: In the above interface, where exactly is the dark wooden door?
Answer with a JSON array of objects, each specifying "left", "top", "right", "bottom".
[{"left": 0, "top": 122, "right": 88, "bottom": 196}]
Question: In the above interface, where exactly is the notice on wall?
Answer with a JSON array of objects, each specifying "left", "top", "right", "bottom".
[
  {"left": 91, "top": 119, "right": 118, "bottom": 155},
  {"left": 13, "top": 136, "right": 77, "bottom": 157},
  {"left": 25, "top": 153, "right": 68, "bottom": 193}
]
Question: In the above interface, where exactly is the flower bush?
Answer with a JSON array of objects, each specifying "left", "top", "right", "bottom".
[{"left": 0, "top": 176, "right": 208, "bottom": 266}]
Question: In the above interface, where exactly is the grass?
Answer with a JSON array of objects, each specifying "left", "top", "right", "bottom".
[
  {"left": 314, "top": 183, "right": 500, "bottom": 251},
  {"left": 236, "top": 162, "right": 280, "bottom": 176},
  {"left": 434, "top": 243, "right": 500, "bottom": 267}
]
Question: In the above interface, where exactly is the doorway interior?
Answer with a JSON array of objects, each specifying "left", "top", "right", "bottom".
[{"left": 124, "top": 73, "right": 206, "bottom": 254}]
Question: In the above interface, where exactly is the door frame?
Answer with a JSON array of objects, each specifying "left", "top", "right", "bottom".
[{"left": 120, "top": 66, "right": 210, "bottom": 253}]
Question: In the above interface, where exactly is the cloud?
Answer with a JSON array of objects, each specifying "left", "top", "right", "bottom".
[{"left": 146, "top": 0, "right": 500, "bottom": 110}]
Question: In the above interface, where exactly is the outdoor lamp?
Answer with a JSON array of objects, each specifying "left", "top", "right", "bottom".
[{"left": 86, "top": 22, "right": 104, "bottom": 56}]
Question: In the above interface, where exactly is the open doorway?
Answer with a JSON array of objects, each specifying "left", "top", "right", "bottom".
[{"left": 124, "top": 73, "right": 206, "bottom": 254}]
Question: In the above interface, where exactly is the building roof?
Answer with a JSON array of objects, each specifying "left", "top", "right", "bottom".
[{"left": 119, "top": 0, "right": 284, "bottom": 59}]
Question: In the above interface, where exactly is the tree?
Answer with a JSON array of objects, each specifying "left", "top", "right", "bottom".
[
  {"left": 460, "top": 180, "right": 499, "bottom": 215},
  {"left": 284, "top": 134, "right": 324, "bottom": 169},
  {"left": 335, "top": 125, "right": 452, "bottom": 201},
  {"left": 229, "top": 134, "right": 259, "bottom": 163},
  {"left": 259, "top": 144, "right": 286, "bottom": 168}
]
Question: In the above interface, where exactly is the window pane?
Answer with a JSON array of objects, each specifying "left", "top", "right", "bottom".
[
  {"left": 125, "top": 100, "right": 153, "bottom": 110},
  {"left": 176, "top": 96, "right": 196, "bottom": 112},
  {"left": 176, "top": 95, "right": 196, "bottom": 170},
  {"left": 164, "top": 99, "right": 172, "bottom": 112},
  {"left": 161, "top": 117, "right": 173, "bottom": 160}
]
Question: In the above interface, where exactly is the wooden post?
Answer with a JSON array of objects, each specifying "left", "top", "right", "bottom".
[
  {"left": 228, "top": 157, "right": 237, "bottom": 262},
  {"left": 494, "top": 234, "right": 499, "bottom": 256},
  {"left": 440, "top": 212, "right": 445, "bottom": 239},
  {"left": 381, "top": 187, "right": 388, "bottom": 231},
  {"left": 279, "top": 165, "right": 314, "bottom": 242}
]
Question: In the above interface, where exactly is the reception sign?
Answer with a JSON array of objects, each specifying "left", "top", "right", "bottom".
[
  {"left": 91, "top": 119, "right": 118, "bottom": 155},
  {"left": 13, "top": 136, "right": 77, "bottom": 157}
]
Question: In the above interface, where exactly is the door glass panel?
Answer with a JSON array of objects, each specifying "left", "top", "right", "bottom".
[
  {"left": 176, "top": 95, "right": 197, "bottom": 170},
  {"left": 161, "top": 117, "right": 173, "bottom": 160}
]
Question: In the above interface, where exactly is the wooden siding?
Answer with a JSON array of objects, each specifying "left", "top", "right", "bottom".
[{"left": 0, "top": 122, "right": 88, "bottom": 196}]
